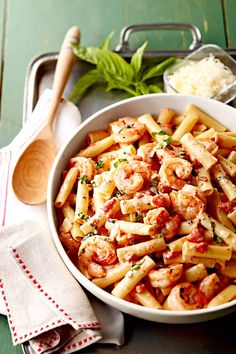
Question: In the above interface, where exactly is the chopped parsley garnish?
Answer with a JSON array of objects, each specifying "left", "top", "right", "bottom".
[
  {"left": 152, "top": 130, "right": 167, "bottom": 137},
  {"left": 131, "top": 260, "right": 144, "bottom": 271},
  {"left": 78, "top": 211, "right": 89, "bottom": 220},
  {"left": 95, "top": 160, "right": 105, "bottom": 169},
  {"left": 113, "top": 158, "right": 128, "bottom": 168},
  {"left": 163, "top": 135, "right": 172, "bottom": 147},
  {"left": 83, "top": 232, "right": 95, "bottom": 241},
  {"left": 79, "top": 175, "right": 88, "bottom": 183},
  {"left": 157, "top": 233, "right": 163, "bottom": 238},
  {"left": 158, "top": 130, "right": 167, "bottom": 135},
  {"left": 215, "top": 236, "right": 224, "bottom": 244}
]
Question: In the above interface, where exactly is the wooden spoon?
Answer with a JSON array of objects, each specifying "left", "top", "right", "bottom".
[{"left": 12, "top": 26, "right": 80, "bottom": 205}]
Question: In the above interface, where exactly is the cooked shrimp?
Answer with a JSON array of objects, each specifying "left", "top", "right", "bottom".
[
  {"left": 199, "top": 273, "right": 220, "bottom": 300},
  {"left": 59, "top": 232, "right": 81, "bottom": 255},
  {"left": 170, "top": 188, "right": 205, "bottom": 220},
  {"left": 137, "top": 143, "right": 156, "bottom": 164},
  {"left": 114, "top": 160, "right": 152, "bottom": 194},
  {"left": 159, "top": 158, "right": 192, "bottom": 190},
  {"left": 156, "top": 148, "right": 179, "bottom": 164},
  {"left": 163, "top": 282, "right": 207, "bottom": 310},
  {"left": 78, "top": 236, "right": 117, "bottom": 279},
  {"left": 70, "top": 156, "right": 95, "bottom": 180},
  {"left": 110, "top": 117, "right": 146, "bottom": 143},
  {"left": 143, "top": 207, "right": 169, "bottom": 228},
  {"left": 161, "top": 214, "right": 181, "bottom": 241},
  {"left": 148, "top": 264, "right": 183, "bottom": 288}
]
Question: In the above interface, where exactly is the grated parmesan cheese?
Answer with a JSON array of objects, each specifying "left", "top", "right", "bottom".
[{"left": 167, "top": 55, "right": 236, "bottom": 98}]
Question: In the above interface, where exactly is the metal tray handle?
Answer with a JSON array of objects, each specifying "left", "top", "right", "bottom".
[{"left": 116, "top": 23, "right": 202, "bottom": 53}]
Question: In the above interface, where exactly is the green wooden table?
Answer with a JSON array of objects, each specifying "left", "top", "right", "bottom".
[{"left": 1, "top": 1, "right": 236, "bottom": 353}]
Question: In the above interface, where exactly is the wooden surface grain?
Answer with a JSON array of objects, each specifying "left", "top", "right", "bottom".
[
  {"left": 223, "top": 0, "right": 236, "bottom": 48},
  {"left": 0, "top": 0, "right": 228, "bottom": 147}
]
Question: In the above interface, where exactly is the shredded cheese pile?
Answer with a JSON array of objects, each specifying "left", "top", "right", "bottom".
[{"left": 168, "top": 55, "right": 236, "bottom": 98}]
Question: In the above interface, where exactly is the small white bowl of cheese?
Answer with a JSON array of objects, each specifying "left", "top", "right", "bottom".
[{"left": 164, "top": 44, "right": 236, "bottom": 104}]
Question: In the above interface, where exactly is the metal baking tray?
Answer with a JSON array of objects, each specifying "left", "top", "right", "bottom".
[
  {"left": 22, "top": 23, "right": 236, "bottom": 354},
  {"left": 23, "top": 22, "right": 236, "bottom": 124}
]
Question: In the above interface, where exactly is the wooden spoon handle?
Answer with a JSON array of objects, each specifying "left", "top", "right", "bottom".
[{"left": 46, "top": 26, "right": 80, "bottom": 126}]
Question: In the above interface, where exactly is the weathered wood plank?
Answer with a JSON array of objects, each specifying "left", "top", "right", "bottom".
[
  {"left": 223, "top": 0, "right": 236, "bottom": 48},
  {"left": 0, "top": 0, "right": 226, "bottom": 147},
  {"left": 0, "top": 316, "right": 22, "bottom": 353}
]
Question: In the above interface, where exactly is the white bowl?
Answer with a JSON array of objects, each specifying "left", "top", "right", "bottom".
[{"left": 47, "top": 93, "right": 236, "bottom": 324}]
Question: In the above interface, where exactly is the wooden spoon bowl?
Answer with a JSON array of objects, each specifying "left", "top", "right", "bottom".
[
  {"left": 12, "top": 139, "right": 56, "bottom": 204},
  {"left": 12, "top": 26, "right": 80, "bottom": 205}
]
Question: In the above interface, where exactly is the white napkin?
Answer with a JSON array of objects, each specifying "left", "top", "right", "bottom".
[{"left": 0, "top": 89, "right": 124, "bottom": 352}]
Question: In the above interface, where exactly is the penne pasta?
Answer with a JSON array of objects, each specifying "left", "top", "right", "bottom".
[
  {"left": 185, "top": 105, "right": 226, "bottom": 132},
  {"left": 172, "top": 112, "right": 199, "bottom": 142},
  {"left": 216, "top": 133, "right": 236, "bottom": 149},
  {"left": 92, "top": 262, "right": 132, "bottom": 288},
  {"left": 195, "top": 127, "right": 216, "bottom": 139},
  {"left": 212, "top": 164, "right": 236, "bottom": 202},
  {"left": 134, "top": 288, "right": 162, "bottom": 309},
  {"left": 77, "top": 136, "right": 115, "bottom": 158},
  {"left": 105, "top": 220, "right": 155, "bottom": 235},
  {"left": 207, "top": 189, "right": 235, "bottom": 231},
  {"left": 184, "top": 264, "right": 207, "bottom": 282},
  {"left": 200, "top": 213, "right": 236, "bottom": 251},
  {"left": 182, "top": 241, "right": 232, "bottom": 261},
  {"left": 117, "top": 238, "right": 166, "bottom": 262},
  {"left": 55, "top": 167, "right": 79, "bottom": 208},
  {"left": 217, "top": 155, "right": 236, "bottom": 177},
  {"left": 181, "top": 133, "right": 217, "bottom": 170},
  {"left": 157, "top": 108, "right": 176, "bottom": 125},
  {"left": 111, "top": 256, "right": 156, "bottom": 299},
  {"left": 207, "top": 285, "right": 236, "bottom": 307},
  {"left": 228, "top": 151, "right": 236, "bottom": 164},
  {"left": 86, "top": 130, "right": 109, "bottom": 145},
  {"left": 197, "top": 167, "right": 213, "bottom": 196},
  {"left": 74, "top": 179, "right": 89, "bottom": 223},
  {"left": 228, "top": 208, "right": 236, "bottom": 226}
]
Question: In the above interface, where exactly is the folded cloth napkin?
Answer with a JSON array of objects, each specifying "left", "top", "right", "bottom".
[{"left": 0, "top": 89, "right": 124, "bottom": 353}]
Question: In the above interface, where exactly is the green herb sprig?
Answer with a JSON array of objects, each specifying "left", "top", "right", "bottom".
[{"left": 70, "top": 33, "right": 177, "bottom": 101}]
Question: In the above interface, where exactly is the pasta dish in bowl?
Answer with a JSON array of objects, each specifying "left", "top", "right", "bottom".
[{"left": 47, "top": 93, "right": 236, "bottom": 323}]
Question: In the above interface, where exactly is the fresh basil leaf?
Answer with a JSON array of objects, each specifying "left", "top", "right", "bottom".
[
  {"left": 142, "top": 57, "right": 177, "bottom": 81},
  {"left": 134, "top": 82, "right": 150, "bottom": 95},
  {"left": 131, "top": 41, "right": 147, "bottom": 74},
  {"left": 97, "top": 49, "right": 134, "bottom": 82},
  {"left": 69, "top": 69, "right": 100, "bottom": 101},
  {"left": 72, "top": 44, "right": 101, "bottom": 65},
  {"left": 103, "top": 71, "right": 138, "bottom": 96},
  {"left": 100, "top": 31, "right": 114, "bottom": 50},
  {"left": 145, "top": 84, "right": 163, "bottom": 93}
]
